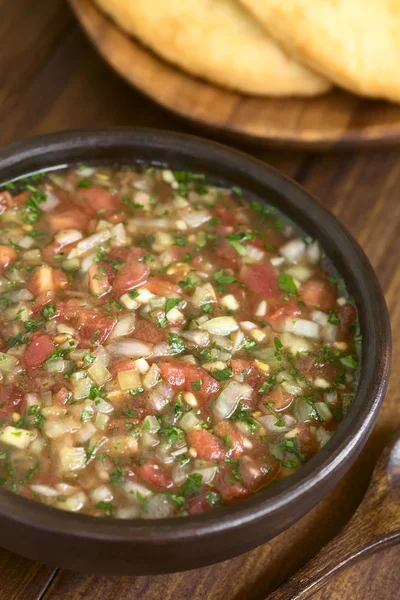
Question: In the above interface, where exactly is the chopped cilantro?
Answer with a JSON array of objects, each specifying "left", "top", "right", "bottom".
[
  {"left": 192, "top": 378, "right": 202, "bottom": 391},
  {"left": 96, "top": 501, "right": 114, "bottom": 516},
  {"left": 77, "top": 178, "right": 92, "bottom": 189},
  {"left": 41, "top": 302, "right": 57, "bottom": 321},
  {"left": 180, "top": 473, "right": 203, "bottom": 496},
  {"left": 213, "top": 367, "right": 232, "bottom": 381},
  {"left": 168, "top": 332, "right": 185, "bottom": 354},
  {"left": 165, "top": 297, "right": 181, "bottom": 314},
  {"left": 278, "top": 273, "right": 298, "bottom": 296}
]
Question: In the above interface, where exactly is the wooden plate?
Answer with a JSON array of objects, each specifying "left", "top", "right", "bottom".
[{"left": 68, "top": 0, "right": 400, "bottom": 149}]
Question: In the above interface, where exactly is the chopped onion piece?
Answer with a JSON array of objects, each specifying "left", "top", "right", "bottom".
[
  {"left": 128, "top": 218, "right": 169, "bottom": 232},
  {"left": 134, "top": 357, "right": 150, "bottom": 374},
  {"left": 143, "top": 363, "right": 161, "bottom": 389},
  {"left": 59, "top": 447, "right": 86, "bottom": 471},
  {"left": 283, "top": 318, "right": 320, "bottom": 339},
  {"left": 30, "top": 484, "right": 59, "bottom": 497},
  {"left": 67, "top": 229, "right": 111, "bottom": 259},
  {"left": 117, "top": 369, "right": 141, "bottom": 391},
  {"left": 213, "top": 381, "right": 253, "bottom": 421},
  {"left": 180, "top": 330, "right": 210, "bottom": 348},
  {"left": 152, "top": 342, "right": 178, "bottom": 357},
  {"left": 54, "top": 229, "right": 83, "bottom": 246},
  {"left": 111, "top": 222, "right": 129, "bottom": 246},
  {"left": 179, "top": 411, "right": 201, "bottom": 432},
  {"left": 182, "top": 210, "right": 211, "bottom": 229},
  {"left": 279, "top": 238, "right": 306, "bottom": 264},
  {"left": 18, "top": 236, "right": 35, "bottom": 249},
  {"left": 199, "top": 316, "right": 238, "bottom": 335},
  {"left": 0, "top": 353, "right": 19, "bottom": 372},
  {"left": 146, "top": 494, "right": 174, "bottom": 519},
  {"left": 191, "top": 283, "right": 216, "bottom": 308},
  {"left": 107, "top": 339, "right": 153, "bottom": 358},
  {"left": 44, "top": 417, "right": 80, "bottom": 439},
  {"left": 192, "top": 467, "right": 217, "bottom": 484},
  {"left": 322, "top": 323, "right": 338, "bottom": 343},
  {"left": 245, "top": 245, "right": 265, "bottom": 262},
  {"left": 311, "top": 310, "right": 329, "bottom": 326},
  {"left": 61, "top": 492, "right": 87, "bottom": 513},
  {"left": 255, "top": 300, "right": 267, "bottom": 317},
  {"left": 231, "top": 330, "right": 245, "bottom": 354},
  {"left": 286, "top": 265, "right": 313, "bottom": 283},
  {"left": 0, "top": 426, "right": 35, "bottom": 449},
  {"left": 41, "top": 191, "right": 60, "bottom": 212},
  {"left": 9, "top": 288, "right": 33, "bottom": 302},
  {"left": 306, "top": 241, "right": 321, "bottom": 264},
  {"left": 220, "top": 294, "right": 239, "bottom": 311},
  {"left": 46, "top": 358, "right": 66, "bottom": 373},
  {"left": 91, "top": 485, "right": 113, "bottom": 503},
  {"left": 109, "top": 314, "right": 136, "bottom": 339},
  {"left": 147, "top": 381, "right": 172, "bottom": 412}
]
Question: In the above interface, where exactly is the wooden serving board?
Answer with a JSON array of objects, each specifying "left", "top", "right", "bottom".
[{"left": 67, "top": 0, "right": 400, "bottom": 150}]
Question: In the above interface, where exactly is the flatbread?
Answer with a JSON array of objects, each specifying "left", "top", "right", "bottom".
[
  {"left": 93, "top": 0, "right": 331, "bottom": 97},
  {"left": 240, "top": 0, "right": 400, "bottom": 103}
]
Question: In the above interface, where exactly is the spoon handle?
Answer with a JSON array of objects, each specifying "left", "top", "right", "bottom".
[
  {"left": 268, "top": 526, "right": 400, "bottom": 600},
  {"left": 268, "top": 435, "right": 400, "bottom": 599}
]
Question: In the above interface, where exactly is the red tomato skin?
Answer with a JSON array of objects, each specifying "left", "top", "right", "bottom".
[
  {"left": 142, "top": 278, "right": 182, "bottom": 295},
  {"left": 301, "top": 279, "right": 336, "bottom": 312},
  {"left": 0, "top": 191, "right": 13, "bottom": 214},
  {"left": 0, "top": 245, "right": 17, "bottom": 272},
  {"left": 47, "top": 209, "right": 89, "bottom": 234},
  {"left": 0, "top": 385, "right": 25, "bottom": 418},
  {"left": 138, "top": 462, "right": 173, "bottom": 490},
  {"left": 107, "top": 418, "right": 139, "bottom": 434},
  {"left": 215, "top": 241, "right": 240, "bottom": 268},
  {"left": 23, "top": 334, "right": 54, "bottom": 369},
  {"left": 112, "top": 261, "right": 149, "bottom": 298},
  {"left": 75, "top": 186, "right": 121, "bottom": 216},
  {"left": 267, "top": 298, "right": 302, "bottom": 330},
  {"left": 240, "top": 456, "right": 280, "bottom": 492},
  {"left": 262, "top": 387, "right": 293, "bottom": 411},
  {"left": 239, "top": 264, "right": 279, "bottom": 298},
  {"left": 231, "top": 359, "right": 263, "bottom": 392},
  {"left": 215, "top": 421, "right": 244, "bottom": 459},
  {"left": 186, "top": 493, "right": 215, "bottom": 515},
  {"left": 214, "top": 465, "right": 251, "bottom": 502},
  {"left": 133, "top": 318, "right": 167, "bottom": 344},
  {"left": 110, "top": 358, "right": 137, "bottom": 374},
  {"left": 189, "top": 429, "right": 224, "bottom": 460},
  {"left": 76, "top": 311, "right": 115, "bottom": 347},
  {"left": 159, "top": 360, "right": 220, "bottom": 403},
  {"left": 298, "top": 423, "right": 319, "bottom": 458}
]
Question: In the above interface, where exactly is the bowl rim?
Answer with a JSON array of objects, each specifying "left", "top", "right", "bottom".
[{"left": 0, "top": 128, "right": 391, "bottom": 544}]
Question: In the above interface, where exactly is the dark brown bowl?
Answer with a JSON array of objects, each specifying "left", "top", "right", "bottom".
[{"left": 0, "top": 129, "right": 391, "bottom": 575}]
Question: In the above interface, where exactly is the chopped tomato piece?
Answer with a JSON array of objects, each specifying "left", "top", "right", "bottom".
[
  {"left": 53, "top": 387, "right": 72, "bottom": 405},
  {"left": 267, "top": 298, "right": 302, "bottom": 329},
  {"left": 186, "top": 492, "right": 216, "bottom": 515},
  {"left": 88, "top": 263, "right": 111, "bottom": 297},
  {"left": 340, "top": 303, "right": 357, "bottom": 333},
  {"left": 76, "top": 310, "right": 115, "bottom": 347},
  {"left": 142, "top": 278, "right": 182, "bottom": 295},
  {"left": 159, "top": 360, "right": 220, "bottom": 402},
  {"left": 263, "top": 386, "right": 293, "bottom": 411},
  {"left": 137, "top": 461, "right": 173, "bottom": 490},
  {"left": 47, "top": 209, "right": 89, "bottom": 234},
  {"left": 239, "top": 264, "right": 278, "bottom": 298},
  {"left": 23, "top": 334, "right": 54, "bottom": 369},
  {"left": 133, "top": 318, "right": 167, "bottom": 344},
  {"left": 214, "top": 465, "right": 250, "bottom": 502},
  {"left": 298, "top": 423, "right": 319, "bottom": 458},
  {"left": 189, "top": 429, "right": 224, "bottom": 460},
  {"left": 0, "top": 245, "right": 17, "bottom": 272},
  {"left": 0, "top": 191, "right": 13, "bottom": 214},
  {"left": 231, "top": 359, "right": 263, "bottom": 391},
  {"left": 240, "top": 456, "right": 280, "bottom": 491},
  {"left": 110, "top": 358, "right": 138, "bottom": 374},
  {"left": 215, "top": 421, "right": 244, "bottom": 459},
  {"left": 113, "top": 260, "right": 149, "bottom": 298},
  {"left": 301, "top": 279, "right": 336, "bottom": 311},
  {"left": 215, "top": 241, "right": 240, "bottom": 268},
  {"left": 76, "top": 186, "right": 122, "bottom": 216},
  {"left": 27, "top": 265, "right": 55, "bottom": 297},
  {"left": 0, "top": 385, "right": 25, "bottom": 418}
]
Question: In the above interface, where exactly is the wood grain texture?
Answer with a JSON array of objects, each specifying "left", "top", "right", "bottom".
[
  {"left": 0, "top": 1, "right": 399, "bottom": 599},
  {"left": 269, "top": 434, "right": 400, "bottom": 599},
  {"left": 66, "top": 0, "right": 400, "bottom": 150}
]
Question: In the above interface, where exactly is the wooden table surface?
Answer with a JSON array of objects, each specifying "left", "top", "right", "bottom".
[{"left": 1, "top": 1, "right": 399, "bottom": 598}]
